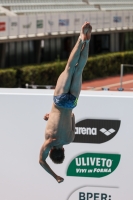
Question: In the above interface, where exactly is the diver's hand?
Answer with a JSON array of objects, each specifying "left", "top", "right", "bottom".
[
  {"left": 43, "top": 113, "right": 50, "bottom": 121},
  {"left": 56, "top": 176, "right": 64, "bottom": 183}
]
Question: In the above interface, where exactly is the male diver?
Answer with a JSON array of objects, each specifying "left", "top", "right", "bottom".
[{"left": 39, "top": 22, "right": 92, "bottom": 183}]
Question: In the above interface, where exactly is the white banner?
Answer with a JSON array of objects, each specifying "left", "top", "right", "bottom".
[
  {"left": 97, "top": 11, "right": 103, "bottom": 29},
  {"left": 9, "top": 16, "right": 18, "bottom": 37},
  {"left": 0, "top": 16, "right": 8, "bottom": 38},
  {"left": 82, "top": 12, "right": 90, "bottom": 23},
  {"left": 74, "top": 12, "right": 82, "bottom": 32},
  {"left": 28, "top": 14, "right": 36, "bottom": 35},
  {"left": 115, "top": 11, "right": 123, "bottom": 29},
  {"left": 67, "top": 12, "right": 75, "bottom": 32},
  {"left": 90, "top": 11, "right": 97, "bottom": 30},
  {"left": 123, "top": 11, "right": 130, "bottom": 28},
  {"left": 36, "top": 14, "right": 45, "bottom": 35},
  {"left": 45, "top": 13, "right": 52, "bottom": 34},
  {"left": 58, "top": 13, "right": 68, "bottom": 32},
  {"left": 19, "top": 15, "right": 29, "bottom": 36},
  {"left": 129, "top": 11, "right": 133, "bottom": 28},
  {"left": 130, "top": 10, "right": 133, "bottom": 28},
  {"left": 51, "top": 13, "right": 59, "bottom": 33},
  {"left": 111, "top": 11, "right": 118, "bottom": 29},
  {"left": 103, "top": 11, "right": 110, "bottom": 29}
]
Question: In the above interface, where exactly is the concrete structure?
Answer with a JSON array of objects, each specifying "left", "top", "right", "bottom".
[{"left": 0, "top": 0, "right": 133, "bottom": 68}]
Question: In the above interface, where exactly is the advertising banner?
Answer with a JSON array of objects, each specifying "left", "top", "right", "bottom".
[
  {"left": 9, "top": 16, "right": 18, "bottom": 37},
  {"left": 97, "top": 11, "right": 104, "bottom": 29},
  {"left": 58, "top": 13, "right": 68, "bottom": 32},
  {"left": 0, "top": 16, "right": 8, "bottom": 38},
  {"left": 50, "top": 13, "right": 59, "bottom": 33},
  {"left": 103, "top": 11, "right": 110, "bottom": 29},
  {"left": 67, "top": 12, "right": 75, "bottom": 32},
  {"left": 130, "top": 11, "right": 133, "bottom": 28},
  {"left": 128, "top": 11, "right": 133, "bottom": 28},
  {"left": 0, "top": 89, "right": 133, "bottom": 200},
  {"left": 74, "top": 12, "right": 82, "bottom": 32},
  {"left": 28, "top": 14, "right": 36, "bottom": 35},
  {"left": 82, "top": 12, "right": 90, "bottom": 23},
  {"left": 123, "top": 11, "right": 130, "bottom": 28},
  {"left": 115, "top": 11, "right": 123, "bottom": 29},
  {"left": 36, "top": 14, "right": 45, "bottom": 35},
  {"left": 18, "top": 15, "right": 29, "bottom": 36},
  {"left": 90, "top": 12, "right": 97, "bottom": 30},
  {"left": 45, "top": 13, "right": 52, "bottom": 34},
  {"left": 111, "top": 11, "right": 120, "bottom": 29}
]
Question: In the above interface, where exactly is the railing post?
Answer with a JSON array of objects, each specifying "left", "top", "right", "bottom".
[
  {"left": 118, "top": 64, "right": 124, "bottom": 91},
  {"left": 120, "top": 64, "right": 124, "bottom": 89},
  {"left": 118, "top": 64, "right": 133, "bottom": 91}
]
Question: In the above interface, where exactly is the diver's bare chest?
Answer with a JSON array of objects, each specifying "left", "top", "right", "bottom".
[{"left": 47, "top": 113, "right": 71, "bottom": 130}]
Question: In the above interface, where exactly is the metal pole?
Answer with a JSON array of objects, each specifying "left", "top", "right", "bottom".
[
  {"left": 118, "top": 64, "right": 124, "bottom": 91},
  {"left": 118, "top": 64, "right": 133, "bottom": 91},
  {"left": 120, "top": 64, "right": 123, "bottom": 89}
]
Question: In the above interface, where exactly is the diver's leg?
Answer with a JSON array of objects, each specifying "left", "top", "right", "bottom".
[
  {"left": 70, "top": 24, "right": 92, "bottom": 97},
  {"left": 54, "top": 22, "right": 90, "bottom": 96}
]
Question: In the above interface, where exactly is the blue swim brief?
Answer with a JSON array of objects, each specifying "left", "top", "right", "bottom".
[{"left": 53, "top": 93, "right": 78, "bottom": 109}]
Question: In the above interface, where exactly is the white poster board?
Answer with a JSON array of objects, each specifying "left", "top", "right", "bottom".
[
  {"left": 97, "top": 11, "right": 103, "bottom": 29},
  {"left": 0, "top": 16, "right": 8, "bottom": 38},
  {"left": 128, "top": 10, "right": 133, "bottom": 28},
  {"left": 9, "top": 16, "right": 18, "bottom": 37},
  {"left": 111, "top": 11, "right": 118, "bottom": 29},
  {"left": 103, "top": 11, "right": 110, "bottom": 29},
  {"left": 67, "top": 12, "right": 75, "bottom": 32},
  {"left": 36, "top": 14, "right": 45, "bottom": 35},
  {"left": 123, "top": 11, "right": 130, "bottom": 28},
  {"left": 45, "top": 13, "right": 52, "bottom": 34},
  {"left": 0, "top": 89, "right": 133, "bottom": 200},
  {"left": 74, "top": 12, "right": 82, "bottom": 32},
  {"left": 115, "top": 11, "right": 123, "bottom": 29},
  {"left": 51, "top": 13, "right": 59, "bottom": 33},
  {"left": 28, "top": 14, "right": 36, "bottom": 35},
  {"left": 58, "top": 13, "right": 68, "bottom": 33},
  {"left": 90, "top": 12, "right": 97, "bottom": 30},
  {"left": 18, "top": 15, "right": 29, "bottom": 36},
  {"left": 82, "top": 12, "right": 90, "bottom": 23}
]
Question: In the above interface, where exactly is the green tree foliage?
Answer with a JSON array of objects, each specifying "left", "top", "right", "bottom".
[{"left": 0, "top": 51, "right": 133, "bottom": 88}]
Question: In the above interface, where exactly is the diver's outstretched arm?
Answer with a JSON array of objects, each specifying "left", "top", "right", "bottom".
[{"left": 39, "top": 140, "right": 64, "bottom": 183}]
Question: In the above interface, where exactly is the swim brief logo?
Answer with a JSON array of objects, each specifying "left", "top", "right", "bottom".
[
  {"left": 67, "top": 153, "right": 121, "bottom": 178},
  {"left": 73, "top": 119, "right": 121, "bottom": 144}
]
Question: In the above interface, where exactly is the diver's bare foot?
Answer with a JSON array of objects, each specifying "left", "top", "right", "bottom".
[
  {"left": 80, "top": 22, "right": 92, "bottom": 42},
  {"left": 86, "top": 23, "right": 92, "bottom": 41}
]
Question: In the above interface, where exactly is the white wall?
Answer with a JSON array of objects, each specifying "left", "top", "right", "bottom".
[
  {"left": 0, "top": 89, "right": 133, "bottom": 200},
  {"left": 0, "top": 10, "right": 133, "bottom": 40}
]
